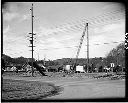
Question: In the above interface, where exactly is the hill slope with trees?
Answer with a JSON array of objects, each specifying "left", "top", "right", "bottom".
[{"left": 2, "top": 42, "right": 125, "bottom": 69}]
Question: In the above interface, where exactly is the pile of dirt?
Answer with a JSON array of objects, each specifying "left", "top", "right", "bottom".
[{"left": 93, "top": 73, "right": 125, "bottom": 80}]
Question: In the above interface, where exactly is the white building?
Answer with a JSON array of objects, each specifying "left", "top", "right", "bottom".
[
  {"left": 65, "top": 65, "right": 71, "bottom": 71},
  {"left": 76, "top": 65, "right": 85, "bottom": 72}
]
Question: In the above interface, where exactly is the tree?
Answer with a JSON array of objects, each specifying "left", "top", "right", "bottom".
[{"left": 106, "top": 42, "right": 125, "bottom": 67}]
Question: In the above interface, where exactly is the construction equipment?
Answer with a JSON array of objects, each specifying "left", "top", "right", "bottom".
[
  {"left": 73, "top": 23, "right": 88, "bottom": 71},
  {"left": 28, "top": 62, "right": 47, "bottom": 76}
]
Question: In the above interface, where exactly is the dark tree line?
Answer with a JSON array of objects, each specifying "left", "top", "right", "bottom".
[
  {"left": 2, "top": 42, "right": 125, "bottom": 72},
  {"left": 106, "top": 42, "right": 125, "bottom": 67}
]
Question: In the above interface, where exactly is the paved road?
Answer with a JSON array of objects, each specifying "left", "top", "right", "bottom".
[
  {"left": 3, "top": 74, "right": 125, "bottom": 100},
  {"left": 45, "top": 79, "right": 125, "bottom": 99}
]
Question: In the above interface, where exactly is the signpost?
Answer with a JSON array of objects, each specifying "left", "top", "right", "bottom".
[{"left": 110, "top": 63, "right": 115, "bottom": 72}]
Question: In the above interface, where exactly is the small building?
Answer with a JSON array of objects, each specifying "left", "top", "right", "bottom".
[
  {"left": 64, "top": 65, "right": 72, "bottom": 71},
  {"left": 76, "top": 65, "right": 85, "bottom": 73}
]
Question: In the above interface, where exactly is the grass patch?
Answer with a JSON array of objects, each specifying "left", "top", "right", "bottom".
[{"left": 2, "top": 79, "right": 63, "bottom": 100}]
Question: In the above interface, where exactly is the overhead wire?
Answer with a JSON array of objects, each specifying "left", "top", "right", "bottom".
[
  {"left": 5, "top": 10, "right": 125, "bottom": 55},
  {"left": 55, "top": 16, "right": 123, "bottom": 35},
  {"left": 26, "top": 7, "right": 125, "bottom": 41},
  {"left": 63, "top": 11, "right": 125, "bottom": 32},
  {"left": 38, "top": 40, "right": 124, "bottom": 51},
  {"left": 32, "top": 8, "right": 125, "bottom": 41},
  {"left": 49, "top": 8, "right": 125, "bottom": 34}
]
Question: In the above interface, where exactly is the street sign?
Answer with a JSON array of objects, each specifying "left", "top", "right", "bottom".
[{"left": 110, "top": 63, "right": 115, "bottom": 67}]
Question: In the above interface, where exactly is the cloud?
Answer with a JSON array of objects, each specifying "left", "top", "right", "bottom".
[
  {"left": 3, "top": 33, "right": 30, "bottom": 58},
  {"left": 94, "top": 22, "right": 125, "bottom": 34},
  {"left": 3, "top": 3, "right": 31, "bottom": 23},
  {"left": 37, "top": 22, "right": 82, "bottom": 38},
  {"left": 3, "top": 32, "right": 27, "bottom": 46},
  {"left": 37, "top": 37, "right": 65, "bottom": 49},
  {"left": 19, "top": 14, "right": 30, "bottom": 22},
  {"left": 3, "top": 12, "right": 19, "bottom": 21},
  {"left": 37, "top": 26, "right": 58, "bottom": 36},
  {"left": 35, "top": 36, "right": 71, "bottom": 60},
  {"left": 3, "top": 12, "right": 30, "bottom": 23},
  {"left": 78, "top": 34, "right": 123, "bottom": 58},
  {"left": 35, "top": 30, "right": 84, "bottom": 60},
  {"left": 102, "top": 3, "right": 125, "bottom": 11},
  {"left": 36, "top": 25, "right": 81, "bottom": 46},
  {"left": 3, "top": 25, "right": 10, "bottom": 34},
  {"left": 3, "top": 2, "right": 125, "bottom": 60}
]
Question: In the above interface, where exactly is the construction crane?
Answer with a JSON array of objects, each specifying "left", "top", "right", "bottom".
[{"left": 73, "top": 23, "right": 88, "bottom": 71}]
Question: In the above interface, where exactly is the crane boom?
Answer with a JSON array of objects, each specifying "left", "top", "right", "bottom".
[
  {"left": 76, "top": 24, "right": 87, "bottom": 59},
  {"left": 73, "top": 23, "right": 87, "bottom": 70}
]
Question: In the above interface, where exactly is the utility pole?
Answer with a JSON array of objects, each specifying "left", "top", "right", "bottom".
[
  {"left": 86, "top": 23, "right": 89, "bottom": 73},
  {"left": 38, "top": 53, "right": 39, "bottom": 61},
  {"left": 44, "top": 54, "right": 46, "bottom": 66},
  {"left": 29, "top": 4, "right": 36, "bottom": 76}
]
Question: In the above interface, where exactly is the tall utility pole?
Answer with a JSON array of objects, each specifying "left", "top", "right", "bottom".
[
  {"left": 44, "top": 54, "right": 46, "bottom": 66},
  {"left": 38, "top": 53, "right": 39, "bottom": 61},
  {"left": 29, "top": 4, "right": 36, "bottom": 76},
  {"left": 86, "top": 23, "right": 89, "bottom": 73}
]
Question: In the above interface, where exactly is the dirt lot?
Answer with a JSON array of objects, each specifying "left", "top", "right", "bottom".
[
  {"left": 2, "top": 78, "right": 62, "bottom": 100},
  {"left": 2, "top": 71, "right": 126, "bottom": 100}
]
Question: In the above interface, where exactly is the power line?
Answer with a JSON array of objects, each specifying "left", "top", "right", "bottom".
[
  {"left": 33, "top": 8, "right": 124, "bottom": 37},
  {"left": 53, "top": 9, "right": 124, "bottom": 28},
  {"left": 47, "top": 8, "right": 125, "bottom": 34},
  {"left": 35, "top": 11, "right": 124, "bottom": 39},
  {"left": 5, "top": 40, "right": 124, "bottom": 58},
  {"left": 6, "top": 40, "right": 124, "bottom": 52},
  {"left": 48, "top": 16, "right": 124, "bottom": 35},
  {"left": 64, "top": 13, "right": 124, "bottom": 32},
  {"left": 38, "top": 40, "right": 124, "bottom": 51}
]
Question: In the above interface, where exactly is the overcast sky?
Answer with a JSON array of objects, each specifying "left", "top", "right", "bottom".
[{"left": 3, "top": 2, "right": 125, "bottom": 60}]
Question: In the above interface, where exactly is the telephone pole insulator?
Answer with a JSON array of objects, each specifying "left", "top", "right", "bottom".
[{"left": 28, "top": 46, "right": 36, "bottom": 47}]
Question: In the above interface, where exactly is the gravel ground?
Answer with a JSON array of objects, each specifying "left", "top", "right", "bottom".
[{"left": 2, "top": 79, "right": 63, "bottom": 100}]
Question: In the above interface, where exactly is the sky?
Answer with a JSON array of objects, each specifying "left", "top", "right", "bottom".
[{"left": 2, "top": 2, "right": 125, "bottom": 60}]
